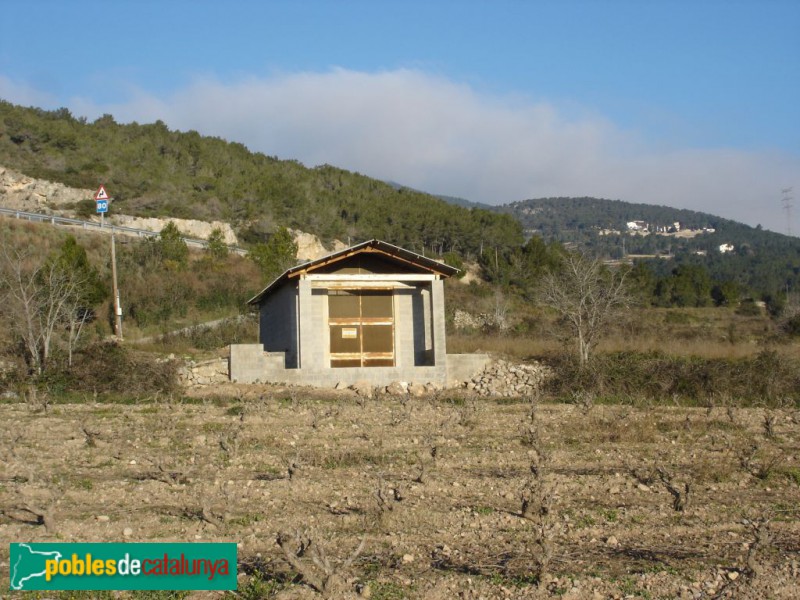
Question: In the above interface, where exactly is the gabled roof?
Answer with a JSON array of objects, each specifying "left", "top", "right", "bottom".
[{"left": 248, "top": 239, "right": 459, "bottom": 305}]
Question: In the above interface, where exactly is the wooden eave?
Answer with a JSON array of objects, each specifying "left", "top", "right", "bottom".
[
  {"left": 287, "top": 245, "right": 451, "bottom": 278},
  {"left": 247, "top": 239, "right": 458, "bottom": 305}
]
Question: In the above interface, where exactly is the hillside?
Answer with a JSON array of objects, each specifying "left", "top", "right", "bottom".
[
  {"left": 3, "top": 99, "right": 799, "bottom": 300},
  {"left": 0, "top": 101, "right": 522, "bottom": 257}
]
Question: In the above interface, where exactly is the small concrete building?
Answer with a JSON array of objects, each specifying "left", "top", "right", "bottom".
[{"left": 230, "top": 239, "right": 488, "bottom": 387}]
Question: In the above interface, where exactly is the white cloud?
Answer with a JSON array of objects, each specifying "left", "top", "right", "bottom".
[
  {"left": 3, "top": 69, "right": 798, "bottom": 233},
  {"left": 0, "top": 76, "right": 59, "bottom": 109}
]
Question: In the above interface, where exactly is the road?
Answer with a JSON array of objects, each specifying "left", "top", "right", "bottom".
[{"left": 0, "top": 206, "right": 247, "bottom": 255}]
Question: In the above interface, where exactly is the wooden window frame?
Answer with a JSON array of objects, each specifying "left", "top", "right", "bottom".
[{"left": 329, "top": 290, "right": 394, "bottom": 368}]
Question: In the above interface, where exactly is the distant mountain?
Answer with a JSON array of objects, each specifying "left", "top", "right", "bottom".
[
  {"left": 385, "top": 181, "right": 491, "bottom": 210},
  {"left": 492, "top": 196, "right": 791, "bottom": 250},
  {"left": 495, "top": 197, "right": 800, "bottom": 297},
  {"left": 435, "top": 194, "right": 492, "bottom": 210},
  {"left": 496, "top": 197, "right": 735, "bottom": 235}
]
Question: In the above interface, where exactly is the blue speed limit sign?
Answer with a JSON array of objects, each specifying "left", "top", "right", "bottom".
[{"left": 96, "top": 200, "right": 108, "bottom": 213}]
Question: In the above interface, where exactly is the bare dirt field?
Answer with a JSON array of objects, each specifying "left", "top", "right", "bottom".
[{"left": 1, "top": 385, "right": 798, "bottom": 599}]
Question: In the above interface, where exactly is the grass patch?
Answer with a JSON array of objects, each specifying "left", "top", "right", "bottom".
[
  {"left": 483, "top": 571, "right": 540, "bottom": 589},
  {"left": 230, "top": 572, "right": 286, "bottom": 599},
  {"left": 201, "top": 422, "right": 226, "bottom": 433},
  {"left": 778, "top": 467, "right": 800, "bottom": 486},
  {"left": 318, "top": 449, "right": 398, "bottom": 470},
  {"left": 574, "top": 513, "right": 597, "bottom": 529},
  {"left": 227, "top": 513, "right": 263, "bottom": 527},
  {"left": 600, "top": 508, "right": 619, "bottom": 522},
  {"left": 225, "top": 404, "right": 245, "bottom": 417},
  {"left": 618, "top": 577, "right": 652, "bottom": 599},
  {"left": 367, "top": 581, "right": 408, "bottom": 600},
  {"left": 276, "top": 397, "right": 294, "bottom": 408}
]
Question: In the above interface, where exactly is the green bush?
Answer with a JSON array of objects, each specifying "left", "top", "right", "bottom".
[
  {"left": 74, "top": 198, "right": 98, "bottom": 219},
  {"left": 442, "top": 251, "right": 465, "bottom": 278}
]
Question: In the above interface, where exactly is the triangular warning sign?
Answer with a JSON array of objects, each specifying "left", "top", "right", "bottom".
[{"left": 94, "top": 185, "right": 109, "bottom": 201}]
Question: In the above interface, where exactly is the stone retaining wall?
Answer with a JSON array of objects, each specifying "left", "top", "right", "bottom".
[{"left": 178, "top": 358, "right": 229, "bottom": 386}]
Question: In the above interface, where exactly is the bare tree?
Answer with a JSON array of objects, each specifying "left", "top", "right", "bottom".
[
  {"left": 65, "top": 302, "right": 92, "bottom": 368},
  {"left": 0, "top": 244, "right": 88, "bottom": 375},
  {"left": 491, "top": 287, "right": 510, "bottom": 332},
  {"left": 538, "top": 252, "right": 631, "bottom": 366}
]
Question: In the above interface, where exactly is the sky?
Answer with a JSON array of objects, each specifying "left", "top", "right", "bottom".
[{"left": 1, "top": 0, "right": 798, "bottom": 233}]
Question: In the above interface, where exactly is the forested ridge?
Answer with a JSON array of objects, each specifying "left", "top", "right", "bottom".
[
  {"left": 0, "top": 101, "right": 522, "bottom": 256},
  {"left": 497, "top": 196, "right": 741, "bottom": 233}
]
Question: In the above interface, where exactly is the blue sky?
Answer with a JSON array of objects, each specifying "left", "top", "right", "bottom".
[{"left": 2, "top": 0, "right": 798, "bottom": 232}]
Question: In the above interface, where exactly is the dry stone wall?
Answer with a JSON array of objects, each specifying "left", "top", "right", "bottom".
[
  {"left": 178, "top": 358, "right": 229, "bottom": 386},
  {"left": 452, "top": 308, "right": 508, "bottom": 332}
]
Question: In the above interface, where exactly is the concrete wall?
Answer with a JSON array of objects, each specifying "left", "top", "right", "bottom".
[
  {"left": 430, "top": 279, "right": 447, "bottom": 368},
  {"left": 446, "top": 353, "right": 492, "bottom": 386},
  {"left": 259, "top": 283, "right": 298, "bottom": 368},
  {"left": 230, "top": 344, "right": 268, "bottom": 382},
  {"left": 298, "top": 281, "right": 329, "bottom": 370}
]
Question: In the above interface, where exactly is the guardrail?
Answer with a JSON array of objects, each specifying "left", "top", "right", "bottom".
[{"left": 0, "top": 207, "right": 247, "bottom": 255}]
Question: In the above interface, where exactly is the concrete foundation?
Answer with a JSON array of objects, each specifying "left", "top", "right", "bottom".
[{"left": 229, "top": 344, "right": 490, "bottom": 388}]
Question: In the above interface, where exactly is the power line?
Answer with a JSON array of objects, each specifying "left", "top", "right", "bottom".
[{"left": 782, "top": 187, "right": 794, "bottom": 236}]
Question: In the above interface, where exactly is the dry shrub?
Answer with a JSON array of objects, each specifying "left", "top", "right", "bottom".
[
  {"left": 545, "top": 350, "right": 800, "bottom": 407},
  {"left": 154, "top": 314, "right": 257, "bottom": 352},
  {"left": 65, "top": 341, "right": 178, "bottom": 395}
]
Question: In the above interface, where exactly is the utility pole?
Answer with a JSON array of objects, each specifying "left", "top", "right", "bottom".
[
  {"left": 111, "top": 231, "right": 123, "bottom": 339},
  {"left": 782, "top": 187, "right": 794, "bottom": 236},
  {"left": 95, "top": 185, "right": 123, "bottom": 339}
]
